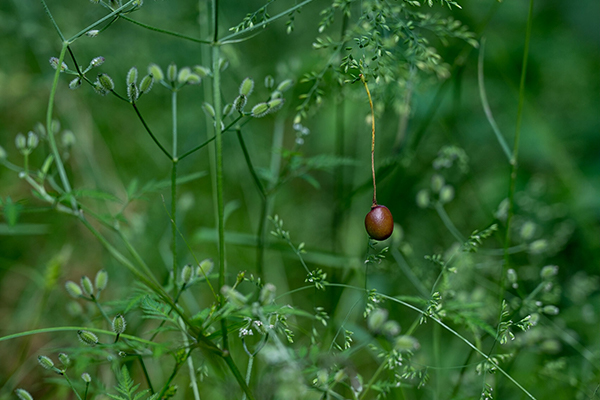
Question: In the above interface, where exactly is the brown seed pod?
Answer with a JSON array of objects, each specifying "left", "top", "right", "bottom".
[{"left": 365, "top": 205, "right": 394, "bottom": 241}]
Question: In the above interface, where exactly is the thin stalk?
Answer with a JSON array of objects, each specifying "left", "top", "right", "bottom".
[
  {"left": 360, "top": 75, "right": 377, "bottom": 206},
  {"left": 500, "top": 0, "right": 534, "bottom": 313},
  {"left": 171, "top": 89, "right": 179, "bottom": 279},
  {"left": 131, "top": 103, "right": 172, "bottom": 160},
  {"left": 178, "top": 114, "right": 244, "bottom": 160},
  {"left": 46, "top": 42, "right": 77, "bottom": 212},
  {"left": 358, "top": 359, "right": 387, "bottom": 400},
  {"left": 241, "top": 356, "right": 254, "bottom": 400},
  {"left": 63, "top": 373, "right": 84, "bottom": 400},
  {"left": 68, "top": 0, "right": 137, "bottom": 43},
  {"left": 119, "top": 15, "right": 211, "bottom": 44}
]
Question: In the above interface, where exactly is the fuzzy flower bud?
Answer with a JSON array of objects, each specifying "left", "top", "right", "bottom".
[
  {"left": 233, "top": 95, "right": 247, "bottom": 113},
  {"left": 186, "top": 73, "right": 201, "bottom": 85},
  {"left": 86, "top": 30, "right": 99, "bottom": 37},
  {"left": 140, "top": 74, "right": 154, "bottom": 94},
  {"left": 15, "top": 389, "right": 34, "bottom": 400},
  {"left": 264, "top": 75, "right": 275, "bottom": 90},
  {"left": 97, "top": 73, "right": 114, "bottom": 91},
  {"left": 77, "top": 330, "right": 99, "bottom": 346},
  {"left": 167, "top": 63, "right": 177, "bottom": 83},
  {"left": 90, "top": 56, "right": 105, "bottom": 68},
  {"left": 394, "top": 335, "right": 420, "bottom": 352},
  {"left": 15, "top": 133, "right": 27, "bottom": 150},
  {"left": 127, "top": 83, "right": 139, "bottom": 103},
  {"left": 193, "top": 65, "right": 211, "bottom": 77},
  {"left": 148, "top": 63, "right": 164, "bottom": 81},
  {"left": 267, "top": 98, "right": 284, "bottom": 114},
  {"left": 181, "top": 264, "right": 193, "bottom": 285},
  {"left": 112, "top": 314, "right": 127, "bottom": 335},
  {"left": 26, "top": 132, "right": 39, "bottom": 149},
  {"left": 196, "top": 259, "right": 214, "bottom": 277},
  {"left": 367, "top": 308, "right": 388, "bottom": 332},
  {"left": 259, "top": 283, "right": 276, "bottom": 305},
  {"left": 0, "top": 145, "right": 6, "bottom": 160},
  {"left": 49, "top": 57, "right": 67, "bottom": 72},
  {"left": 177, "top": 67, "right": 191, "bottom": 84},
  {"left": 80, "top": 276, "right": 94, "bottom": 296},
  {"left": 251, "top": 102, "right": 269, "bottom": 118},
  {"left": 38, "top": 355, "right": 55, "bottom": 370},
  {"left": 58, "top": 353, "right": 70, "bottom": 366},
  {"left": 95, "top": 269, "right": 108, "bottom": 292},
  {"left": 81, "top": 372, "right": 91, "bottom": 383},
  {"left": 127, "top": 67, "right": 138, "bottom": 86},
  {"left": 69, "top": 77, "right": 82, "bottom": 90},
  {"left": 540, "top": 265, "right": 558, "bottom": 280},
  {"left": 276, "top": 79, "right": 294, "bottom": 92},
  {"left": 239, "top": 78, "right": 254, "bottom": 96},
  {"left": 221, "top": 285, "right": 246, "bottom": 307},
  {"left": 65, "top": 280, "right": 83, "bottom": 298}
]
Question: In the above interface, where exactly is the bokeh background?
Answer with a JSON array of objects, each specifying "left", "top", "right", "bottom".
[{"left": 1, "top": 0, "right": 599, "bottom": 399}]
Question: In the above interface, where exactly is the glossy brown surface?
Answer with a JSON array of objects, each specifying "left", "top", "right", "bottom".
[{"left": 365, "top": 205, "right": 394, "bottom": 240}]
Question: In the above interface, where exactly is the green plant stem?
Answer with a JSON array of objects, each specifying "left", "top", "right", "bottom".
[
  {"left": 358, "top": 357, "right": 386, "bottom": 400},
  {"left": 223, "top": 353, "right": 256, "bottom": 400},
  {"left": 236, "top": 130, "right": 266, "bottom": 200},
  {"left": 120, "top": 15, "right": 211, "bottom": 44},
  {"left": 45, "top": 42, "right": 77, "bottom": 212},
  {"left": 241, "top": 355, "right": 254, "bottom": 400},
  {"left": 500, "top": 0, "right": 534, "bottom": 317},
  {"left": 67, "top": 0, "right": 137, "bottom": 43},
  {"left": 178, "top": 114, "right": 244, "bottom": 160},
  {"left": 131, "top": 103, "right": 172, "bottom": 160},
  {"left": 63, "top": 373, "right": 83, "bottom": 400},
  {"left": 171, "top": 89, "right": 179, "bottom": 279}
]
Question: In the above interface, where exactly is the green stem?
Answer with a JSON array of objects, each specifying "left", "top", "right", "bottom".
[
  {"left": 241, "top": 355, "right": 254, "bottom": 400},
  {"left": 131, "top": 103, "right": 172, "bottom": 160},
  {"left": 63, "top": 373, "right": 83, "bottom": 400},
  {"left": 67, "top": 0, "right": 137, "bottom": 43},
  {"left": 46, "top": 42, "right": 78, "bottom": 212},
  {"left": 120, "top": 15, "right": 211, "bottom": 44},
  {"left": 171, "top": 89, "right": 178, "bottom": 279},
  {"left": 178, "top": 114, "right": 244, "bottom": 161},
  {"left": 500, "top": 0, "right": 534, "bottom": 315},
  {"left": 358, "top": 359, "right": 386, "bottom": 400}
]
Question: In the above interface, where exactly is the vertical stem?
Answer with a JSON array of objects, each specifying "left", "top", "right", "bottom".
[
  {"left": 46, "top": 42, "right": 77, "bottom": 211},
  {"left": 501, "top": 0, "right": 534, "bottom": 307},
  {"left": 171, "top": 90, "right": 178, "bottom": 279},
  {"left": 360, "top": 75, "right": 377, "bottom": 206}
]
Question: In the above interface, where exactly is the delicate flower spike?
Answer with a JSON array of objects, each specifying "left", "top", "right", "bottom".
[
  {"left": 65, "top": 280, "right": 83, "bottom": 298},
  {"left": 127, "top": 67, "right": 138, "bottom": 86},
  {"left": 80, "top": 276, "right": 94, "bottom": 296},
  {"left": 239, "top": 78, "right": 254, "bottom": 97},
  {"left": 112, "top": 314, "right": 126, "bottom": 335},
  {"left": 78, "top": 330, "right": 99, "bottom": 346},
  {"left": 139, "top": 74, "right": 154, "bottom": 94},
  {"left": 86, "top": 30, "right": 99, "bottom": 37},
  {"left": 95, "top": 269, "right": 108, "bottom": 292},
  {"left": 148, "top": 63, "right": 164, "bottom": 81},
  {"left": 90, "top": 56, "right": 105, "bottom": 68},
  {"left": 15, "top": 388, "right": 34, "bottom": 400},
  {"left": 81, "top": 372, "right": 92, "bottom": 383},
  {"left": 38, "top": 355, "right": 55, "bottom": 370}
]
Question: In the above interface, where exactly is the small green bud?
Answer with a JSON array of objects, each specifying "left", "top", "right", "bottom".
[
  {"left": 267, "top": 98, "right": 284, "bottom": 113},
  {"left": 520, "top": 221, "right": 536, "bottom": 240},
  {"left": 202, "top": 103, "right": 216, "bottom": 119},
  {"left": 15, "top": 389, "right": 34, "bottom": 400},
  {"left": 80, "top": 276, "right": 94, "bottom": 296},
  {"left": 382, "top": 320, "right": 401, "bottom": 337},
  {"left": 529, "top": 239, "right": 548, "bottom": 254},
  {"left": 86, "top": 30, "right": 99, "bottom": 37},
  {"left": 196, "top": 259, "right": 214, "bottom": 277},
  {"left": 93, "top": 81, "right": 109, "bottom": 96},
  {"left": 540, "top": 265, "right": 558, "bottom": 280},
  {"left": 239, "top": 78, "right": 254, "bottom": 96},
  {"left": 167, "top": 63, "right": 177, "bottom": 83},
  {"left": 430, "top": 174, "right": 445, "bottom": 192},
  {"left": 27, "top": 132, "right": 39, "bottom": 149},
  {"left": 81, "top": 372, "right": 92, "bottom": 383},
  {"left": 439, "top": 185, "right": 454, "bottom": 204},
  {"left": 49, "top": 57, "right": 67, "bottom": 72},
  {"left": 367, "top": 308, "right": 388, "bottom": 332},
  {"left": 127, "top": 67, "right": 138, "bottom": 86},
  {"left": 507, "top": 268, "right": 518, "bottom": 289},
  {"left": 251, "top": 102, "right": 269, "bottom": 118},
  {"left": 127, "top": 82, "right": 139, "bottom": 103},
  {"left": 259, "top": 283, "right": 276, "bottom": 305},
  {"left": 276, "top": 79, "right": 293, "bottom": 92},
  {"left": 38, "top": 355, "right": 55, "bottom": 370},
  {"left": 77, "top": 330, "right": 99, "bottom": 346},
  {"left": 186, "top": 73, "right": 201, "bottom": 85},
  {"left": 15, "top": 133, "right": 27, "bottom": 150},
  {"left": 62, "top": 130, "right": 76, "bottom": 147},
  {"left": 140, "top": 74, "right": 154, "bottom": 93},
  {"left": 148, "top": 63, "right": 164, "bottom": 81},
  {"left": 112, "top": 314, "right": 127, "bottom": 335},
  {"left": 163, "top": 385, "right": 178, "bottom": 399},
  {"left": 394, "top": 335, "right": 420, "bottom": 352},
  {"left": 177, "top": 67, "right": 191, "bottom": 84},
  {"left": 233, "top": 95, "right": 247, "bottom": 113},
  {"left": 65, "top": 280, "right": 82, "bottom": 298},
  {"left": 193, "top": 65, "right": 211, "bottom": 77},
  {"left": 133, "top": 0, "right": 144, "bottom": 7},
  {"left": 543, "top": 305, "right": 559, "bottom": 315},
  {"left": 223, "top": 103, "right": 233, "bottom": 117},
  {"left": 416, "top": 189, "right": 430, "bottom": 208},
  {"left": 66, "top": 301, "right": 83, "bottom": 316},
  {"left": 58, "top": 353, "right": 70, "bottom": 366},
  {"left": 90, "top": 56, "right": 105, "bottom": 68},
  {"left": 95, "top": 269, "right": 108, "bottom": 292},
  {"left": 264, "top": 75, "right": 275, "bottom": 89},
  {"left": 218, "top": 58, "right": 229, "bottom": 72},
  {"left": 69, "top": 77, "right": 82, "bottom": 90},
  {"left": 0, "top": 145, "right": 6, "bottom": 160},
  {"left": 98, "top": 73, "right": 114, "bottom": 91},
  {"left": 221, "top": 285, "right": 246, "bottom": 307},
  {"left": 181, "top": 264, "right": 193, "bottom": 284}
]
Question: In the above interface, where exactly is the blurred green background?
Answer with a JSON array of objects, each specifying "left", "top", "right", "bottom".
[{"left": 1, "top": 0, "right": 599, "bottom": 399}]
